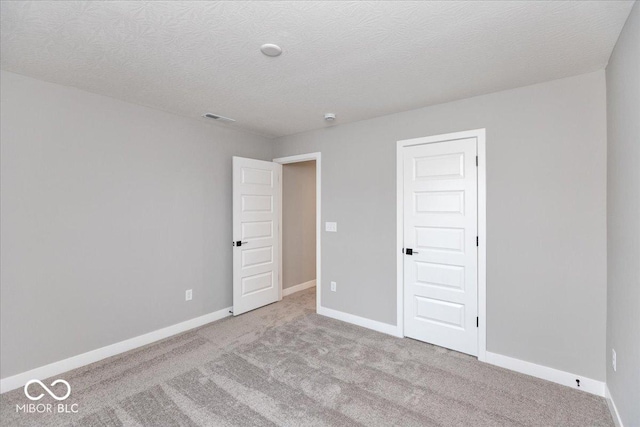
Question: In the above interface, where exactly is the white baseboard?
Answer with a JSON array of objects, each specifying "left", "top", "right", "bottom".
[
  {"left": 283, "top": 279, "right": 316, "bottom": 297},
  {"left": 485, "top": 351, "right": 605, "bottom": 396},
  {"left": 317, "top": 306, "right": 402, "bottom": 338},
  {"left": 0, "top": 306, "right": 232, "bottom": 394},
  {"left": 605, "top": 385, "right": 624, "bottom": 427}
]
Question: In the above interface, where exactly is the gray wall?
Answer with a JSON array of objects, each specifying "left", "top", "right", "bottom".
[
  {"left": 282, "top": 161, "right": 316, "bottom": 289},
  {"left": 273, "top": 71, "right": 608, "bottom": 381},
  {"left": 605, "top": 2, "right": 640, "bottom": 425},
  {"left": 0, "top": 71, "right": 273, "bottom": 378}
]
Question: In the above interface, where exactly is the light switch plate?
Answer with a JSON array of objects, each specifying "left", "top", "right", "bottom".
[{"left": 325, "top": 222, "right": 337, "bottom": 232}]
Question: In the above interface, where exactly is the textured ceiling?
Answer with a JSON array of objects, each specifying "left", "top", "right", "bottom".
[{"left": 1, "top": 1, "right": 634, "bottom": 138}]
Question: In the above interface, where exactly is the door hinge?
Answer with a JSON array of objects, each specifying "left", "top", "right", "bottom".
[
  {"left": 477, "top": 317, "right": 479, "bottom": 328},
  {"left": 401, "top": 248, "right": 404, "bottom": 254},
  {"left": 476, "top": 236, "right": 479, "bottom": 247},
  {"left": 476, "top": 156, "right": 478, "bottom": 167}
]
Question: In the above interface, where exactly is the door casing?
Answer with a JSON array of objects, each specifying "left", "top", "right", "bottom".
[
  {"left": 397, "top": 129, "right": 487, "bottom": 361},
  {"left": 273, "top": 152, "right": 322, "bottom": 313}
]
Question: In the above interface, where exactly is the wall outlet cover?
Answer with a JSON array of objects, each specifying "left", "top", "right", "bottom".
[
  {"left": 325, "top": 222, "right": 337, "bottom": 232},
  {"left": 330, "top": 281, "right": 337, "bottom": 292},
  {"left": 185, "top": 289, "right": 193, "bottom": 301}
]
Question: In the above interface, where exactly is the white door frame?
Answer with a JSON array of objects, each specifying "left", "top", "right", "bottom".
[
  {"left": 273, "top": 152, "right": 321, "bottom": 313},
  {"left": 396, "top": 129, "right": 487, "bottom": 361}
]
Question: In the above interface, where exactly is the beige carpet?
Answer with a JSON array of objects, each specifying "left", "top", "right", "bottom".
[{"left": 1, "top": 288, "right": 613, "bottom": 426}]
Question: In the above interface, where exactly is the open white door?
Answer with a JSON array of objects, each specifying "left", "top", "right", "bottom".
[
  {"left": 232, "top": 156, "right": 281, "bottom": 316},
  {"left": 403, "top": 138, "right": 478, "bottom": 356}
]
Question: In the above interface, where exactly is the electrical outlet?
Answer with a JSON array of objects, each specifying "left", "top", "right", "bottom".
[
  {"left": 330, "top": 281, "right": 337, "bottom": 292},
  {"left": 612, "top": 349, "right": 616, "bottom": 372},
  {"left": 325, "top": 222, "right": 337, "bottom": 232},
  {"left": 185, "top": 289, "right": 193, "bottom": 301}
]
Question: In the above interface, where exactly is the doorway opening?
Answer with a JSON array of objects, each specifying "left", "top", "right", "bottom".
[
  {"left": 274, "top": 153, "right": 321, "bottom": 313},
  {"left": 231, "top": 153, "right": 321, "bottom": 316},
  {"left": 281, "top": 160, "right": 317, "bottom": 298}
]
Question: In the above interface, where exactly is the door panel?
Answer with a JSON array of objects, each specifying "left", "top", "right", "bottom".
[
  {"left": 241, "top": 246, "right": 273, "bottom": 268},
  {"left": 415, "top": 297, "right": 465, "bottom": 328},
  {"left": 403, "top": 138, "right": 478, "bottom": 356},
  {"left": 415, "top": 261, "right": 465, "bottom": 290},
  {"left": 241, "top": 221, "right": 273, "bottom": 240},
  {"left": 415, "top": 226, "right": 465, "bottom": 252},
  {"left": 415, "top": 191, "right": 464, "bottom": 214},
  {"left": 233, "top": 157, "right": 281, "bottom": 315}
]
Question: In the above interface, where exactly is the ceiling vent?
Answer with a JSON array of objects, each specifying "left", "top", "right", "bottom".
[{"left": 202, "top": 113, "right": 236, "bottom": 123}]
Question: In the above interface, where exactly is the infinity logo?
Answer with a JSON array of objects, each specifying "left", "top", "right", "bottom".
[{"left": 24, "top": 379, "right": 71, "bottom": 401}]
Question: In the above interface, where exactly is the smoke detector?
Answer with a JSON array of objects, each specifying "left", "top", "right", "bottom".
[
  {"left": 260, "top": 44, "right": 282, "bottom": 57},
  {"left": 324, "top": 113, "right": 336, "bottom": 121},
  {"left": 202, "top": 113, "right": 235, "bottom": 123}
]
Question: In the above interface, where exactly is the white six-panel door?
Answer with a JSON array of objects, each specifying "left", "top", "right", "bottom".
[
  {"left": 232, "top": 157, "right": 281, "bottom": 316},
  {"left": 403, "top": 138, "right": 478, "bottom": 356}
]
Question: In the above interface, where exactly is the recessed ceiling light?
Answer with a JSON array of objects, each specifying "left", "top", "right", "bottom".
[
  {"left": 324, "top": 113, "right": 336, "bottom": 121},
  {"left": 202, "top": 113, "right": 235, "bottom": 123},
  {"left": 260, "top": 44, "right": 282, "bottom": 57}
]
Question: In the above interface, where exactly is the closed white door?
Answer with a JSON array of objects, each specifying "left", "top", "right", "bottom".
[
  {"left": 232, "top": 157, "right": 281, "bottom": 315},
  {"left": 403, "top": 138, "right": 478, "bottom": 356}
]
